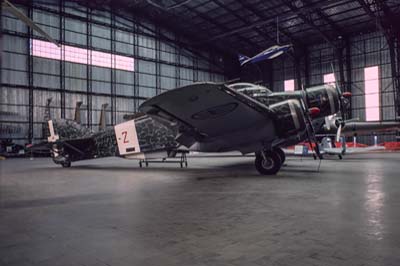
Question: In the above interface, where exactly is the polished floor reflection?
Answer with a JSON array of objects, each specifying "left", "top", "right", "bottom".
[{"left": 1, "top": 153, "right": 400, "bottom": 266}]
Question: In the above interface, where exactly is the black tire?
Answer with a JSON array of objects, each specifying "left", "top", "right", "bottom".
[
  {"left": 61, "top": 161, "right": 71, "bottom": 168},
  {"left": 255, "top": 151, "right": 281, "bottom": 175},
  {"left": 274, "top": 147, "right": 286, "bottom": 164}
]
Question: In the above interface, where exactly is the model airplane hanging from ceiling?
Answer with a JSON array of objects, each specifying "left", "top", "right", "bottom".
[
  {"left": 238, "top": 44, "right": 292, "bottom": 66},
  {"left": 32, "top": 81, "right": 352, "bottom": 175}
]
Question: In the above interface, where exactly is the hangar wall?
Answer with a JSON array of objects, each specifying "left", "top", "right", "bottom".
[
  {"left": 271, "top": 31, "right": 398, "bottom": 144},
  {"left": 0, "top": 0, "right": 226, "bottom": 145}
]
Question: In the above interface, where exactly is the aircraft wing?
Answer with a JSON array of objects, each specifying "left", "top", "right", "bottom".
[{"left": 139, "top": 82, "right": 276, "bottom": 144}]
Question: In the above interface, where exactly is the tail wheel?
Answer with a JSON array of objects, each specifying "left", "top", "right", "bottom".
[
  {"left": 255, "top": 151, "right": 281, "bottom": 175},
  {"left": 274, "top": 147, "right": 286, "bottom": 164},
  {"left": 61, "top": 160, "right": 71, "bottom": 168}
]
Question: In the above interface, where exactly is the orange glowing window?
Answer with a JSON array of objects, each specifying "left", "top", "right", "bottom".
[
  {"left": 364, "top": 66, "right": 380, "bottom": 121},
  {"left": 31, "top": 39, "right": 134, "bottom": 71},
  {"left": 284, "top": 79, "right": 295, "bottom": 91}
]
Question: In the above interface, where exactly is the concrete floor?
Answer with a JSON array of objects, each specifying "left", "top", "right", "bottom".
[{"left": 1, "top": 153, "right": 400, "bottom": 266}]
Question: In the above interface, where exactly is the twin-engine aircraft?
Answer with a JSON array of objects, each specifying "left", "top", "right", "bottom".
[{"left": 36, "top": 81, "right": 348, "bottom": 175}]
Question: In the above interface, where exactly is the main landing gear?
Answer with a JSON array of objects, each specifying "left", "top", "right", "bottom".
[{"left": 255, "top": 147, "right": 285, "bottom": 175}]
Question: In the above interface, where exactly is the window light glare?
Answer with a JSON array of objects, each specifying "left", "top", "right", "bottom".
[
  {"left": 284, "top": 79, "right": 295, "bottom": 91},
  {"left": 31, "top": 39, "right": 134, "bottom": 71}
]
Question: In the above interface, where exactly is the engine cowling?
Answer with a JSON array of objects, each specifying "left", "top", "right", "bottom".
[
  {"left": 270, "top": 99, "right": 306, "bottom": 137},
  {"left": 306, "top": 84, "right": 340, "bottom": 118}
]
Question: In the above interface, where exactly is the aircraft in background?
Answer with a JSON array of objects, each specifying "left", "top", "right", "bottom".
[
  {"left": 283, "top": 114, "right": 400, "bottom": 159},
  {"left": 316, "top": 115, "right": 400, "bottom": 158},
  {"left": 238, "top": 44, "right": 292, "bottom": 66}
]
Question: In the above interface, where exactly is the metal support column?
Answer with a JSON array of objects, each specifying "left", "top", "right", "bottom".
[
  {"left": 0, "top": 0, "right": 3, "bottom": 96},
  {"left": 389, "top": 36, "right": 400, "bottom": 117},
  {"left": 294, "top": 52, "right": 302, "bottom": 91},
  {"left": 303, "top": 47, "right": 310, "bottom": 88},
  {"left": 132, "top": 20, "right": 139, "bottom": 112},
  {"left": 268, "top": 62, "right": 273, "bottom": 91},
  {"left": 59, "top": 0, "right": 65, "bottom": 119},
  {"left": 193, "top": 56, "right": 198, "bottom": 82},
  {"left": 175, "top": 35, "right": 180, "bottom": 88},
  {"left": 155, "top": 27, "right": 161, "bottom": 95},
  {"left": 336, "top": 48, "right": 345, "bottom": 89},
  {"left": 345, "top": 39, "right": 352, "bottom": 118},
  {"left": 86, "top": 7, "right": 92, "bottom": 128},
  {"left": 27, "top": 1, "right": 33, "bottom": 142},
  {"left": 132, "top": 21, "right": 139, "bottom": 112},
  {"left": 110, "top": 13, "right": 116, "bottom": 125}
]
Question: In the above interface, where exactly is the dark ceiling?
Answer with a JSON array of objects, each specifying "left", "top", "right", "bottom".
[{"left": 116, "top": 0, "right": 400, "bottom": 56}]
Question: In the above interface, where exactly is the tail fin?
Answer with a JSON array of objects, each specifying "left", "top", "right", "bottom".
[
  {"left": 238, "top": 54, "right": 250, "bottom": 66},
  {"left": 99, "top": 103, "right": 109, "bottom": 131},
  {"left": 74, "top": 101, "right": 83, "bottom": 124}
]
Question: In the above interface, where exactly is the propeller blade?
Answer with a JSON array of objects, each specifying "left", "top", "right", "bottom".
[
  {"left": 325, "top": 116, "right": 331, "bottom": 131},
  {"left": 3, "top": 0, "right": 60, "bottom": 47},
  {"left": 336, "top": 124, "right": 342, "bottom": 143}
]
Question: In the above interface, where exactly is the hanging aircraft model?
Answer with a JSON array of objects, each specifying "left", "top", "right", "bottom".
[
  {"left": 238, "top": 44, "right": 292, "bottom": 66},
  {"left": 32, "top": 81, "right": 351, "bottom": 175}
]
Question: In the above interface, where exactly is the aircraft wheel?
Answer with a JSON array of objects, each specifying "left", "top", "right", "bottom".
[
  {"left": 61, "top": 160, "right": 71, "bottom": 168},
  {"left": 255, "top": 151, "right": 281, "bottom": 175},
  {"left": 274, "top": 147, "right": 286, "bottom": 164}
]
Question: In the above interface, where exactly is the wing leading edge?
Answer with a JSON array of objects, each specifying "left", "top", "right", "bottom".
[{"left": 139, "top": 83, "right": 277, "bottom": 150}]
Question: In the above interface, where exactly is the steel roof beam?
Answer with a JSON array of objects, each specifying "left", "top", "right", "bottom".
[
  {"left": 180, "top": 1, "right": 262, "bottom": 51},
  {"left": 355, "top": 0, "right": 386, "bottom": 33},
  {"left": 196, "top": 0, "right": 342, "bottom": 44},
  {"left": 209, "top": 0, "right": 269, "bottom": 49},
  {"left": 301, "top": 0, "right": 345, "bottom": 38},
  {"left": 283, "top": 0, "right": 337, "bottom": 48},
  {"left": 235, "top": 0, "right": 304, "bottom": 49}
]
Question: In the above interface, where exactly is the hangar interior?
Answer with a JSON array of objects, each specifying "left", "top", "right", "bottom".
[
  {"left": 1, "top": 1, "right": 400, "bottom": 266},
  {"left": 1, "top": 0, "right": 400, "bottom": 146}
]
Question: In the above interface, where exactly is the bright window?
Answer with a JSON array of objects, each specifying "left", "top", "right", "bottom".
[
  {"left": 31, "top": 39, "right": 134, "bottom": 72},
  {"left": 323, "top": 73, "right": 335, "bottom": 85},
  {"left": 364, "top": 66, "right": 380, "bottom": 121},
  {"left": 284, "top": 79, "right": 295, "bottom": 91}
]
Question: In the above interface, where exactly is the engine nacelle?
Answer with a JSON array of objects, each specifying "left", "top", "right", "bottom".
[
  {"left": 270, "top": 99, "right": 306, "bottom": 137},
  {"left": 306, "top": 85, "right": 340, "bottom": 118}
]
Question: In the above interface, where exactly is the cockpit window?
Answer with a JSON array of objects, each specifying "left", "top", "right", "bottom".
[{"left": 228, "top": 83, "right": 272, "bottom": 96}]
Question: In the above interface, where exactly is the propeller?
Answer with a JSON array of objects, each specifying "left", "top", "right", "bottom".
[
  {"left": 336, "top": 123, "right": 342, "bottom": 143},
  {"left": 330, "top": 62, "right": 351, "bottom": 144},
  {"left": 2, "top": 0, "right": 60, "bottom": 47}
]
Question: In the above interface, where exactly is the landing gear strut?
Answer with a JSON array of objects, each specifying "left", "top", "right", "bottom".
[
  {"left": 255, "top": 150, "right": 282, "bottom": 175},
  {"left": 274, "top": 147, "right": 286, "bottom": 165}
]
